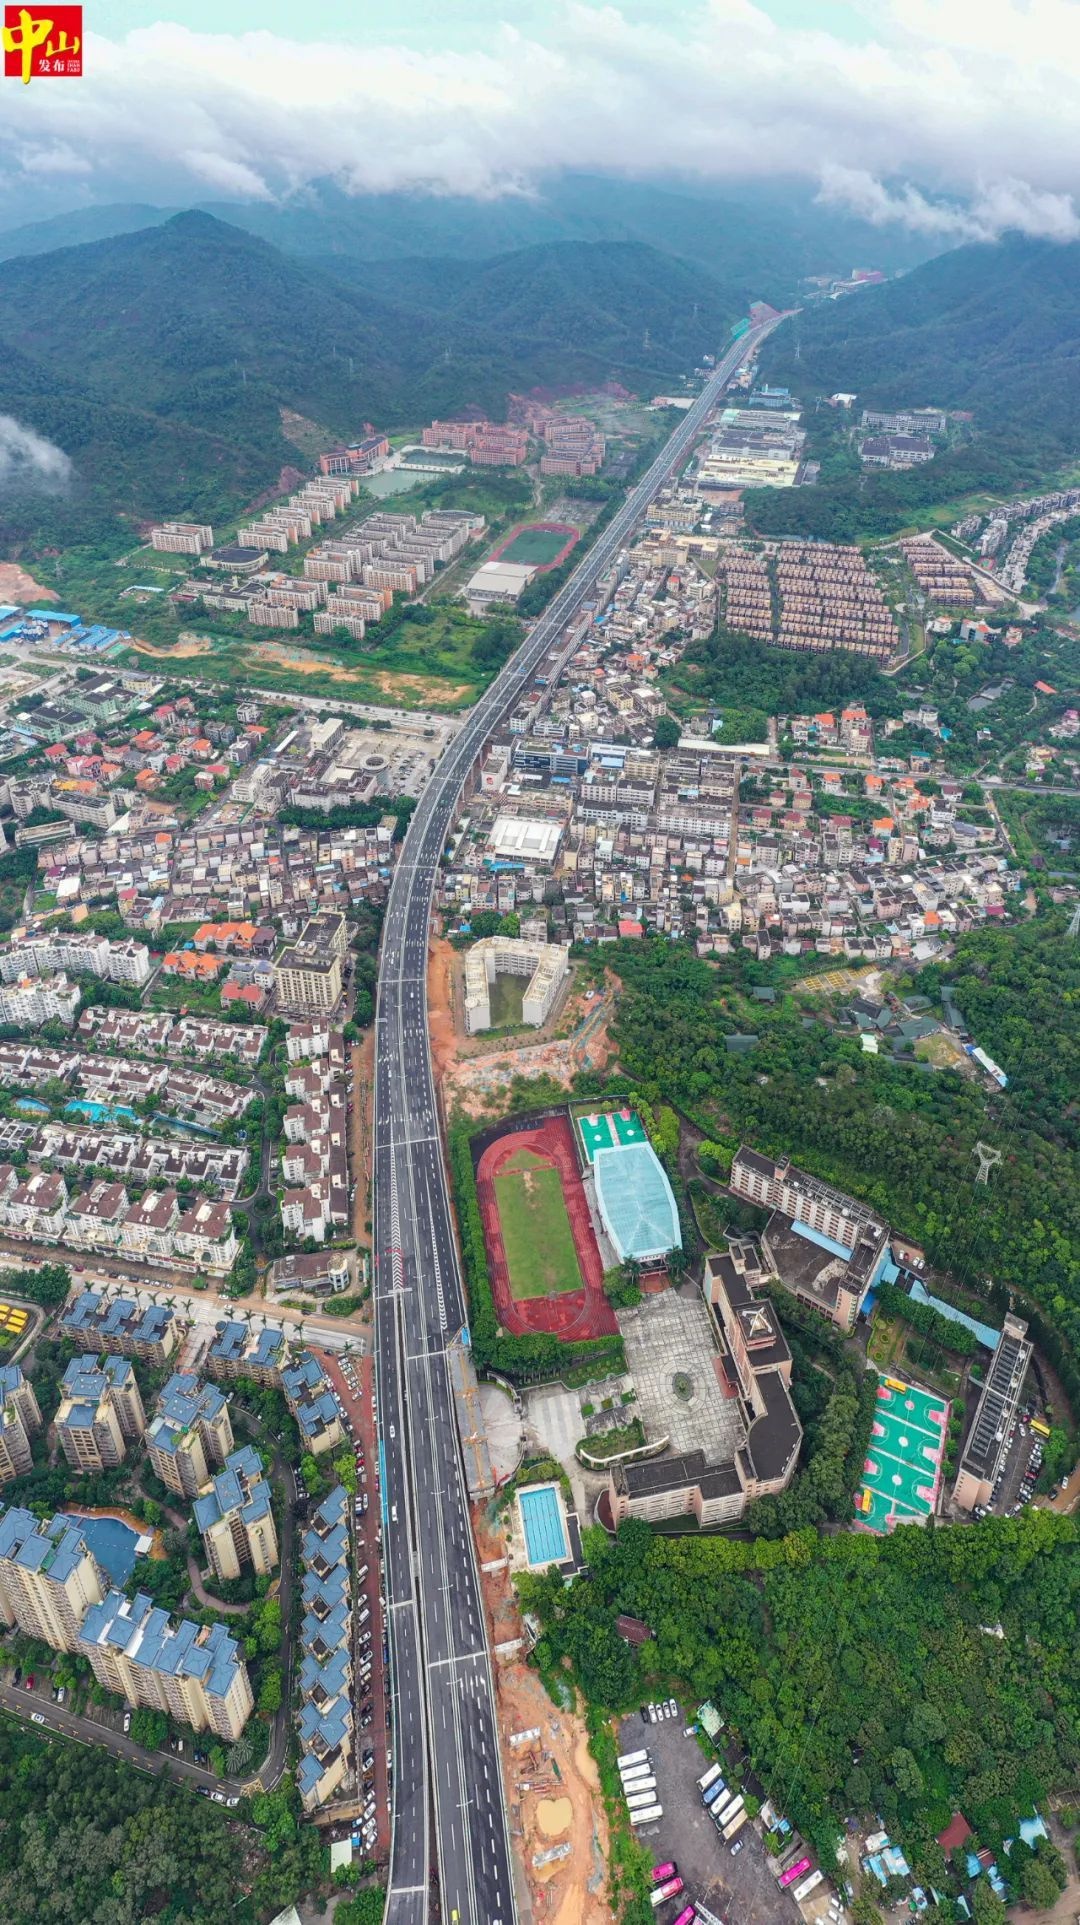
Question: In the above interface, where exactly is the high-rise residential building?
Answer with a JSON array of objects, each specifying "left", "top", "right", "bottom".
[
  {"left": 61, "top": 1290, "right": 179, "bottom": 1365},
  {"left": 282, "top": 1352, "right": 344, "bottom": 1458},
  {"left": 146, "top": 1373, "right": 233, "bottom": 1498},
  {"left": 56, "top": 1356, "right": 146, "bottom": 1472},
  {"left": 0, "top": 1364, "right": 42, "bottom": 1484},
  {"left": 0, "top": 1508, "right": 106, "bottom": 1651},
  {"left": 194, "top": 1445, "right": 279, "bottom": 1581},
  {"left": 205, "top": 1320, "right": 287, "bottom": 1388},
  {"left": 78, "top": 1590, "right": 253, "bottom": 1740}
]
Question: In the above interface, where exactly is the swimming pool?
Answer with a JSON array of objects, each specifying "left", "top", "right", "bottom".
[
  {"left": 59, "top": 1512, "right": 144, "bottom": 1586},
  {"left": 518, "top": 1483, "right": 570, "bottom": 1569},
  {"left": 65, "top": 1100, "right": 139, "bottom": 1127},
  {"left": 14, "top": 1098, "right": 49, "bottom": 1116}
]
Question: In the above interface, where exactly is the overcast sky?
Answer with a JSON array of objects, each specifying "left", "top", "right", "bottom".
[{"left": 3, "top": 0, "right": 1080, "bottom": 240}]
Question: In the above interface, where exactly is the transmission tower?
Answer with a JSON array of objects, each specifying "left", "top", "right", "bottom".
[
  {"left": 972, "top": 1141, "right": 1003, "bottom": 1185},
  {"left": 1067, "top": 903, "right": 1080, "bottom": 938}
]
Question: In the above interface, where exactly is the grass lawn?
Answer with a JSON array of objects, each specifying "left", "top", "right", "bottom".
[
  {"left": 487, "top": 972, "right": 525, "bottom": 1027},
  {"left": 500, "top": 526, "right": 573, "bottom": 566},
  {"left": 494, "top": 1147, "right": 582, "bottom": 1300}
]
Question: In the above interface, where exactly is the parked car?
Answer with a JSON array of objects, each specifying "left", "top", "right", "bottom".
[
  {"left": 30, "top": 1712, "right": 45, "bottom": 1726},
  {"left": 123, "top": 1712, "right": 131, "bottom": 1733}
]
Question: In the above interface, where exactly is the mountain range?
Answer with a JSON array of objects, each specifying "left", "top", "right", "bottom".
[
  {"left": 0, "top": 209, "right": 746, "bottom": 541},
  {"left": 749, "top": 234, "right": 1080, "bottom": 541}
]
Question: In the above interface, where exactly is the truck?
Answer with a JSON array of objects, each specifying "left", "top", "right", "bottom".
[{"left": 630, "top": 1805, "right": 664, "bottom": 1828}]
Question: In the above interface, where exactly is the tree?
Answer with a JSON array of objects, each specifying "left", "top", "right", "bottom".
[
  {"left": 653, "top": 715, "right": 680, "bottom": 750},
  {"left": 971, "top": 1880, "right": 1008, "bottom": 1925}
]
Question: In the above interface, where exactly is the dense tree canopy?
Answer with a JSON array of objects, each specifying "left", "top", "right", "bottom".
[{"left": 520, "top": 1511, "right": 1080, "bottom": 1880}]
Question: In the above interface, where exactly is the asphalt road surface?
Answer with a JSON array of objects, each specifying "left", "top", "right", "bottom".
[{"left": 373, "top": 316, "right": 785, "bottom": 1925}]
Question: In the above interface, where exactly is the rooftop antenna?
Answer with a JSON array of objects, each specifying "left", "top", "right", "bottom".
[{"left": 972, "top": 1141, "right": 1002, "bottom": 1185}]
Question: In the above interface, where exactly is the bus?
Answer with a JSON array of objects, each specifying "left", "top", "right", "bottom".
[
  {"left": 651, "top": 1877, "right": 685, "bottom": 1908},
  {"left": 723, "top": 1810, "right": 748, "bottom": 1844},
  {"left": 714, "top": 1795, "right": 743, "bottom": 1828},
  {"left": 626, "top": 1778, "right": 658, "bottom": 1798},
  {"left": 1031, "top": 1419, "right": 1051, "bottom": 1439},
  {"left": 630, "top": 1805, "right": 664, "bottom": 1828},
  {"left": 627, "top": 1788, "right": 659, "bottom": 1811},
  {"left": 618, "top": 1749, "right": 649, "bottom": 1771},
  {"left": 793, "top": 1872, "right": 825, "bottom": 1904},
  {"left": 651, "top": 1863, "right": 677, "bottom": 1886},
  {"left": 703, "top": 1779, "right": 728, "bottom": 1809},
  {"left": 697, "top": 1763, "right": 722, "bottom": 1795},
  {"left": 884, "top": 1377, "right": 908, "bottom": 1394},
  {"left": 622, "top": 1764, "right": 654, "bottom": 1787},
  {"left": 672, "top": 1907, "right": 696, "bottom": 1925},
  {"left": 779, "top": 1857, "right": 813, "bottom": 1889}
]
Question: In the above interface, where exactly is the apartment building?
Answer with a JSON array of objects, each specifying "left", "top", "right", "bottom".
[
  {"left": 206, "top": 1319, "right": 287, "bottom": 1388},
  {"left": 78, "top": 1589, "right": 253, "bottom": 1740},
  {"left": 730, "top": 1146, "right": 893, "bottom": 1332},
  {"left": 282, "top": 1352, "right": 343, "bottom": 1457},
  {"left": 298, "top": 1484, "right": 353, "bottom": 1810},
  {"left": 0, "top": 931, "right": 151, "bottom": 987},
  {"left": 462, "top": 934, "right": 569, "bottom": 1034},
  {"left": 56, "top": 1356, "right": 146, "bottom": 1472},
  {"left": 146, "top": 1373, "right": 233, "bottom": 1499},
  {"left": 194, "top": 1445, "right": 279, "bottom": 1581},
  {"left": 150, "top": 522, "right": 214, "bottom": 556},
  {"left": 0, "top": 1509, "right": 106, "bottom": 1651},
  {"left": 0, "top": 972, "right": 80, "bottom": 1028},
  {"left": 275, "top": 945, "right": 343, "bottom": 1014},
  {"left": 953, "top": 1315, "right": 1033, "bottom": 1512},
  {"left": 60, "top": 1290, "right": 179, "bottom": 1366},
  {"left": 0, "top": 1364, "right": 42, "bottom": 1484}
]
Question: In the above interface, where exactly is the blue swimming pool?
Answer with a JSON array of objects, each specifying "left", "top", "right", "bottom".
[
  {"left": 519, "top": 1483, "right": 569, "bottom": 1568},
  {"left": 59, "top": 1513, "right": 142, "bottom": 1586},
  {"left": 65, "top": 1100, "right": 139, "bottom": 1127},
  {"left": 14, "top": 1098, "right": 49, "bottom": 1116}
]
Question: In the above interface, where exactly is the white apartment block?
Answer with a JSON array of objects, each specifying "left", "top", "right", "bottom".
[
  {"left": 150, "top": 522, "right": 214, "bottom": 556},
  {"left": 0, "top": 1509, "right": 106, "bottom": 1652},
  {"left": 463, "top": 935, "right": 569, "bottom": 1035}
]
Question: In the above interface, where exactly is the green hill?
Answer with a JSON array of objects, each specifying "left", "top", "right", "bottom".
[
  {"left": 747, "top": 235, "right": 1080, "bottom": 540},
  {"left": 0, "top": 213, "right": 743, "bottom": 546}
]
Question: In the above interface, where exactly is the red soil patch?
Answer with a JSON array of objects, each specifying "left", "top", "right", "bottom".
[{"left": 476, "top": 1114, "right": 616, "bottom": 1342}]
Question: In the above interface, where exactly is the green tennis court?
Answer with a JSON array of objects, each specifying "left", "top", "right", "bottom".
[
  {"left": 494, "top": 1147, "right": 583, "bottom": 1299},
  {"left": 856, "top": 1378, "right": 950, "bottom": 1534},
  {"left": 577, "top": 1107, "right": 648, "bottom": 1163}
]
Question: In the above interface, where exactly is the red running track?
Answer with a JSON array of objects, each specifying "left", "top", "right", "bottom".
[
  {"left": 476, "top": 1113, "right": 617, "bottom": 1341},
  {"left": 485, "top": 521, "right": 580, "bottom": 574}
]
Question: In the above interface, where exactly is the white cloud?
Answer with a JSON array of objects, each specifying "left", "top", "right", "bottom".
[
  {"left": 0, "top": 2, "right": 1079, "bottom": 241},
  {"left": 0, "top": 416, "right": 72, "bottom": 493}
]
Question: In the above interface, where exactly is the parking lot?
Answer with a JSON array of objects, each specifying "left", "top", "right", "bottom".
[
  {"left": 983, "top": 1409, "right": 1047, "bottom": 1519},
  {"left": 618, "top": 1710, "right": 799, "bottom": 1925}
]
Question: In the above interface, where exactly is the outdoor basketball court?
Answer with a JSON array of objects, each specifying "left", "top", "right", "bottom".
[
  {"left": 857, "top": 1378, "right": 950, "bottom": 1534},
  {"left": 577, "top": 1106, "right": 648, "bottom": 1163}
]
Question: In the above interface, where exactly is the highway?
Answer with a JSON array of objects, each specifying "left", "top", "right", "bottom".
[{"left": 372, "top": 317, "right": 783, "bottom": 1925}]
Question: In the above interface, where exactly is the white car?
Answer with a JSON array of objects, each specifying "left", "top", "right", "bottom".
[{"left": 30, "top": 1712, "right": 45, "bottom": 1726}]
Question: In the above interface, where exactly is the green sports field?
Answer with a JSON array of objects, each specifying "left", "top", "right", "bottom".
[
  {"left": 493, "top": 1147, "right": 583, "bottom": 1299},
  {"left": 577, "top": 1107, "right": 649, "bottom": 1164},
  {"left": 857, "top": 1377, "right": 949, "bottom": 1534},
  {"left": 499, "top": 526, "right": 573, "bottom": 565}
]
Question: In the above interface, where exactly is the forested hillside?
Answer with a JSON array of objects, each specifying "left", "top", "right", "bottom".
[
  {"left": 518, "top": 1511, "right": 1080, "bottom": 1884},
  {"left": 747, "top": 235, "right": 1080, "bottom": 539},
  {"left": 0, "top": 214, "right": 739, "bottom": 546},
  {"left": 605, "top": 927, "right": 1080, "bottom": 1370}
]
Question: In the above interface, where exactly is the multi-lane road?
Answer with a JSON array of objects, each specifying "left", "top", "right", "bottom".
[{"left": 372, "top": 317, "right": 784, "bottom": 1925}]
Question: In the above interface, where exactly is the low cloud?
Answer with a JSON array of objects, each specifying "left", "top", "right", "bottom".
[
  {"left": 1, "top": 3, "right": 1080, "bottom": 243},
  {"left": 0, "top": 416, "right": 73, "bottom": 493}
]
